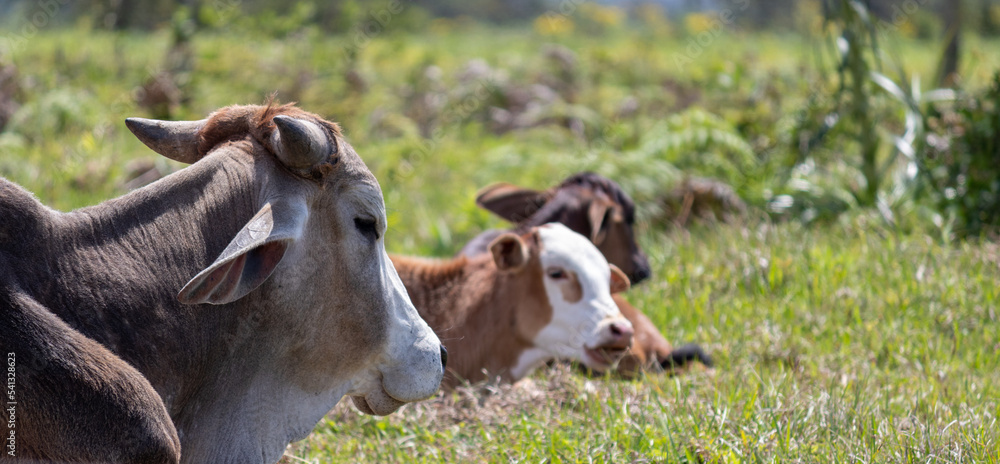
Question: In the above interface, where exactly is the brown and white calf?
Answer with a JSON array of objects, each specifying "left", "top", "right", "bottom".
[
  {"left": 393, "top": 223, "right": 634, "bottom": 386},
  {"left": 464, "top": 172, "right": 712, "bottom": 377}
]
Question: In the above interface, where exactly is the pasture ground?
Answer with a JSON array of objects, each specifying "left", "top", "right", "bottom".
[{"left": 285, "top": 218, "right": 1000, "bottom": 463}]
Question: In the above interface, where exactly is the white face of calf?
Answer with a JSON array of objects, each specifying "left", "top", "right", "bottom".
[{"left": 509, "top": 223, "right": 633, "bottom": 379}]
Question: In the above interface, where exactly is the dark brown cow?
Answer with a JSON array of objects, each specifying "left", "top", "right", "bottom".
[
  {"left": 461, "top": 172, "right": 651, "bottom": 284},
  {"left": 1, "top": 103, "right": 444, "bottom": 463},
  {"left": 462, "top": 172, "right": 711, "bottom": 376}
]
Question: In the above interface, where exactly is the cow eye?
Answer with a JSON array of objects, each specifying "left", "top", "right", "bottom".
[
  {"left": 546, "top": 267, "right": 566, "bottom": 279},
  {"left": 354, "top": 217, "right": 379, "bottom": 241}
]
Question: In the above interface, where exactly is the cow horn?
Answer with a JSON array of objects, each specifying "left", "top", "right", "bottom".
[
  {"left": 271, "top": 115, "right": 330, "bottom": 170},
  {"left": 125, "top": 117, "right": 207, "bottom": 164}
]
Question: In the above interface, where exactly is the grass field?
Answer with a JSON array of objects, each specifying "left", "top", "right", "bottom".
[
  {"left": 283, "top": 218, "right": 1000, "bottom": 462},
  {"left": 2, "top": 19, "right": 999, "bottom": 463}
]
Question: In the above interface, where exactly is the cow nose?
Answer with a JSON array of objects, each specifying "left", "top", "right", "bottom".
[
  {"left": 630, "top": 265, "right": 651, "bottom": 285},
  {"left": 607, "top": 321, "right": 634, "bottom": 349},
  {"left": 439, "top": 345, "right": 448, "bottom": 370}
]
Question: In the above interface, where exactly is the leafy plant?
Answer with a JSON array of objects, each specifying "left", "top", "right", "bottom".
[
  {"left": 919, "top": 72, "right": 1000, "bottom": 238},
  {"left": 600, "top": 108, "right": 756, "bottom": 222},
  {"left": 777, "top": 0, "right": 957, "bottom": 228}
]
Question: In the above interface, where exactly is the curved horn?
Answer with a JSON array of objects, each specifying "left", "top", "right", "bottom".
[
  {"left": 125, "top": 117, "right": 207, "bottom": 164},
  {"left": 271, "top": 115, "right": 331, "bottom": 170}
]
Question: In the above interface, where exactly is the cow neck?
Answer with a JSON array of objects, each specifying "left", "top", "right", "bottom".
[
  {"left": 395, "top": 253, "right": 540, "bottom": 385},
  {"left": 0, "top": 178, "right": 48, "bottom": 247},
  {"left": 466, "top": 255, "right": 547, "bottom": 384},
  {"left": 52, "top": 151, "right": 259, "bottom": 299},
  {"left": 35, "top": 148, "right": 263, "bottom": 411}
]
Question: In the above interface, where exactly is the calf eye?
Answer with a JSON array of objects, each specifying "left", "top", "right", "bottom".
[
  {"left": 546, "top": 267, "right": 566, "bottom": 279},
  {"left": 354, "top": 217, "right": 379, "bottom": 241}
]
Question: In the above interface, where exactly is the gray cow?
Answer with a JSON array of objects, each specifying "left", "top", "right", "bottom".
[{"left": 0, "top": 103, "right": 445, "bottom": 463}]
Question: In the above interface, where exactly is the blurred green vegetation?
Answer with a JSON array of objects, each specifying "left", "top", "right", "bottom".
[{"left": 2, "top": 6, "right": 999, "bottom": 248}]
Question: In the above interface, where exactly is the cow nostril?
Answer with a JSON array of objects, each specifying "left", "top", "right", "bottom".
[
  {"left": 631, "top": 266, "right": 651, "bottom": 285},
  {"left": 610, "top": 322, "right": 634, "bottom": 340},
  {"left": 439, "top": 345, "right": 448, "bottom": 370}
]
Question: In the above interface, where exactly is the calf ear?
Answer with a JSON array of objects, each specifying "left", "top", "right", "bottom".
[
  {"left": 177, "top": 200, "right": 308, "bottom": 305},
  {"left": 475, "top": 183, "right": 551, "bottom": 223},
  {"left": 588, "top": 200, "right": 612, "bottom": 245},
  {"left": 609, "top": 264, "right": 631, "bottom": 294},
  {"left": 489, "top": 233, "right": 528, "bottom": 271}
]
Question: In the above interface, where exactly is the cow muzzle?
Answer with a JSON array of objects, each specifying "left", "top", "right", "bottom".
[
  {"left": 350, "top": 388, "right": 406, "bottom": 416},
  {"left": 629, "top": 253, "right": 652, "bottom": 284},
  {"left": 351, "top": 342, "right": 447, "bottom": 416},
  {"left": 583, "top": 318, "right": 634, "bottom": 369}
]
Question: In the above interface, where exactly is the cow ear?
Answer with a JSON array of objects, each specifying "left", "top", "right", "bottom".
[
  {"left": 177, "top": 199, "right": 308, "bottom": 305},
  {"left": 475, "top": 183, "right": 551, "bottom": 224},
  {"left": 489, "top": 233, "right": 528, "bottom": 271},
  {"left": 588, "top": 200, "right": 612, "bottom": 245},
  {"left": 609, "top": 264, "right": 631, "bottom": 294},
  {"left": 269, "top": 115, "right": 333, "bottom": 171}
]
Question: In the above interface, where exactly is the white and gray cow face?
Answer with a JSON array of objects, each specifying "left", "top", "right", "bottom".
[
  {"left": 314, "top": 165, "right": 446, "bottom": 416},
  {"left": 127, "top": 108, "right": 445, "bottom": 419}
]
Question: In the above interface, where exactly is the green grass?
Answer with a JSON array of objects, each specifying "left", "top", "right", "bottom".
[
  {"left": 2, "top": 23, "right": 999, "bottom": 463},
  {"left": 284, "top": 217, "right": 1000, "bottom": 463}
]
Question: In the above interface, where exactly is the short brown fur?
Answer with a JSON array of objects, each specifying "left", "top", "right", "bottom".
[
  {"left": 196, "top": 102, "right": 342, "bottom": 157},
  {"left": 391, "top": 232, "right": 551, "bottom": 387},
  {"left": 556, "top": 272, "right": 583, "bottom": 303}
]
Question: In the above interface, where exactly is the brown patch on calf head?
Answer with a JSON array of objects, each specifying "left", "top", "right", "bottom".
[
  {"left": 501, "top": 231, "right": 552, "bottom": 348},
  {"left": 549, "top": 268, "right": 583, "bottom": 303}
]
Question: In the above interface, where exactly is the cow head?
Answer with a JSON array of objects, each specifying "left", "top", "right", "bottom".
[
  {"left": 126, "top": 104, "right": 444, "bottom": 417},
  {"left": 490, "top": 223, "right": 634, "bottom": 379},
  {"left": 476, "top": 172, "right": 652, "bottom": 284}
]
